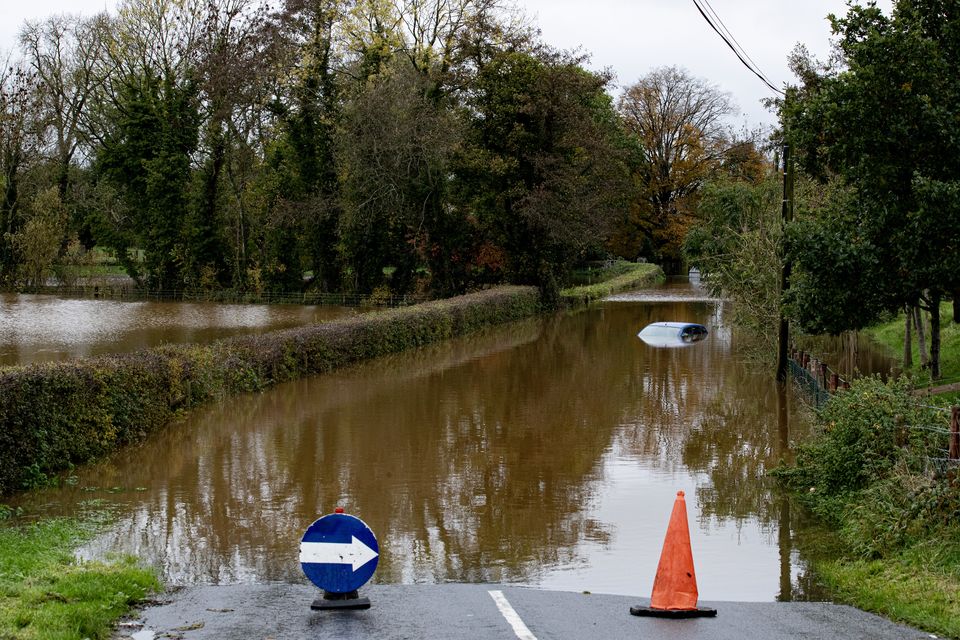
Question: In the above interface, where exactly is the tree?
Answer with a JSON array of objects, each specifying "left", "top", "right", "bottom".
[
  {"left": 19, "top": 13, "right": 107, "bottom": 206},
  {"left": 95, "top": 70, "right": 201, "bottom": 290},
  {"left": 255, "top": 0, "right": 348, "bottom": 292},
  {"left": 91, "top": 0, "right": 204, "bottom": 290},
  {"left": 0, "top": 61, "right": 42, "bottom": 285},
  {"left": 6, "top": 186, "right": 66, "bottom": 288},
  {"left": 458, "top": 49, "right": 633, "bottom": 301},
  {"left": 783, "top": 0, "right": 960, "bottom": 378},
  {"left": 617, "top": 66, "right": 735, "bottom": 269},
  {"left": 189, "top": 0, "right": 270, "bottom": 290},
  {"left": 684, "top": 175, "right": 782, "bottom": 355},
  {"left": 337, "top": 58, "right": 462, "bottom": 294}
]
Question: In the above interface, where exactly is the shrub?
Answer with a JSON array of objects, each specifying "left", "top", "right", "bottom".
[{"left": 774, "top": 376, "right": 957, "bottom": 555}]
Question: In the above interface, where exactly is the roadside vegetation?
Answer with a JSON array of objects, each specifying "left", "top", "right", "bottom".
[
  {"left": 0, "top": 507, "right": 158, "bottom": 640},
  {"left": 773, "top": 377, "right": 960, "bottom": 638}
]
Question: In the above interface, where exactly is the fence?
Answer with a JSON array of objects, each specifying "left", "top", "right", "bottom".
[
  {"left": 927, "top": 405, "right": 960, "bottom": 476},
  {"left": 788, "top": 348, "right": 850, "bottom": 409},
  {"left": 25, "top": 285, "right": 429, "bottom": 308},
  {"left": 789, "top": 347, "right": 960, "bottom": 474}
]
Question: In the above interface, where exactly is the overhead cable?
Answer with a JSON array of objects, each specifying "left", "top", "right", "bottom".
[{"left": 691, "top": 0, "right": 785, "bottom": 96}]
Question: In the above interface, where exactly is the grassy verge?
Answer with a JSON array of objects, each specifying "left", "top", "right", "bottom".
[
  {"left": 560, "top": 262, "right": 663, "bottom": 306},
  {"left": 774, "top": 376, "right": 960, "bottom": 637},
  {"left": 0, "top": 508, "right": 159, "bottom": 640},
  {"left": 816, "top": 554, "right": 960, "bottom": 639},
  {"left": 864, "top": 302, "right": 960, "bottom": 395}
]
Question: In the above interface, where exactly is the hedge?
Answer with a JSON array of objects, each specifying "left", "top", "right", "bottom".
[
  {"left": 0, "top": 286, "right": 540, "bottom": 495},
  {"left": 560, "top": 263, "right": 664, "bottom": 306}
]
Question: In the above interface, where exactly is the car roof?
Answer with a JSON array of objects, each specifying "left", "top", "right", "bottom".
[{"left": 644, "top": 322, "right": 705, "bottom": 329}]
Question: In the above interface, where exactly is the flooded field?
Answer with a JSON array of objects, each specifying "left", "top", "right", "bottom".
[{"left": 0, "top": 294, "right": 355, "bottom": 366}]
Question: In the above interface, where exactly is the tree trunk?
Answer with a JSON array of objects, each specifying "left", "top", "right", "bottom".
[
  {"left": 903, "top": 305, "right": 913, "bottom": 369},
  {"left": 930, "top": 291, "right": 941, "bottom": 380},
  {"left": 914, "top": 306, "right": 929, "bottom": 368},
  {"left": 849, "top": 330, "right": 859, "bottom": 374}
]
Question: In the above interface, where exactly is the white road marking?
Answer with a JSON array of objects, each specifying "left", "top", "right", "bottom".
[{"left": 488, "top": 590, "right": 539, "bottom": 640}]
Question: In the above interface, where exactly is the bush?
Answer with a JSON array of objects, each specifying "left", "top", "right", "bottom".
[
  {"left": 774, "top": 376, "right": 957, "bottom": 554},
  {"left": 0, "top": 286, "right": 540, "bottom": 496}
]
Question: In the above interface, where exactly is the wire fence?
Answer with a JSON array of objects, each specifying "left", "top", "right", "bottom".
[
  {"left": 23, "top": 285, "right": 430, "bottom": 308},
  {"left": 789, "top": 348, "right": 960, "bottom": 476},
  {"left": 788, "top": 347, "right": 850, "bottom": 409}
]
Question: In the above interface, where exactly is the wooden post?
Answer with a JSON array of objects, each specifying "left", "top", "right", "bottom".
[
  {"left": 776, "top": 142, "right": 794, "bottom": 384},
  {"left": 820, "top": 362, "right": 829, "bottom": 389},
  {"left": 950, "top": 406, "right": 959, "bottom": 461},
  {"left": 830, "top": 373, "right": 839, "bottom": 393}
]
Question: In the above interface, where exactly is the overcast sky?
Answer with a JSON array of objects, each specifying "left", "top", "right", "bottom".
[{"left": 0, "top": 0, "right": 894, "bottom": 128}]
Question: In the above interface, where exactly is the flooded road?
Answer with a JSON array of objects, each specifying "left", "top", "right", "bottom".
[
  {"left": 12, "top": 278, "right": 891, "bottom": 601},
  {"left": 0, "top": 294, "right": 355, "bottom": 366}
]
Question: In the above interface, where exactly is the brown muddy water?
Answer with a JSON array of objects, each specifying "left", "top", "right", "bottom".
[
  {"left": 10, "top": 279, "right": 896, "bottom": 601},
  {"left": 0, "top": 294, "right": 355, "bottom": 367}
]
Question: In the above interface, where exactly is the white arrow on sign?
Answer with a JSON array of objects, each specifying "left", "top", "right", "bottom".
[{"left": 299, "top": 536, "right": 379, "bottom": 572}]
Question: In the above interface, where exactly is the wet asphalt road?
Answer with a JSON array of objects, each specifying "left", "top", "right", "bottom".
[{"left": 116, "top": 584, "right": 937, "bottom": 640}]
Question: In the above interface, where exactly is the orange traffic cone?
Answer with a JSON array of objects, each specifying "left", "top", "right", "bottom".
[{"left": 630, "top": 491, "right": 717, "bottom": 618}]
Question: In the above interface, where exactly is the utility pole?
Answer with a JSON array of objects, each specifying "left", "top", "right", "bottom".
[{"left": 776, "top": 142, "right": 794, "bottom": 384}]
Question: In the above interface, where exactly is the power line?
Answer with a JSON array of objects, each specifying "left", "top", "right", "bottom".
[
  {"left": 693, "top": 0, "right": 782, "bottom": 95},
  {"left": 691, "top": 0, "right": 785, "bottom": 96},
  {"left": 699, "top": 0, "right": 777, "bottom": 89}
]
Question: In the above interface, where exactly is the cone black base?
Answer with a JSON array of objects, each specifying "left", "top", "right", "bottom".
[{"left": 629, "top": 605, "right": 717, "bottom": 618}]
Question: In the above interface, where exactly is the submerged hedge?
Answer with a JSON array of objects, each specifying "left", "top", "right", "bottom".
[{"left": 0, "top": 286, "right": 539, "bottom": 495}]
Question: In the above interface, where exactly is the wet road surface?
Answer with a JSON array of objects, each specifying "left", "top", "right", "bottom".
[{"left": 117, "top": 585, "right": 932, "bottom": 640}]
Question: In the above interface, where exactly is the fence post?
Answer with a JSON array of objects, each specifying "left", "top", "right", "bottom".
[
  {"left": 829, "top": 373, "right": 839, "bottom": 393},
  {"left": 950, "top": 406, "right": 959, "bottom": 461}
]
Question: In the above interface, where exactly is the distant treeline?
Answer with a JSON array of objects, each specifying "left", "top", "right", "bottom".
[{"left": 0, "top": 0, "right": 765, "bottom": 300}]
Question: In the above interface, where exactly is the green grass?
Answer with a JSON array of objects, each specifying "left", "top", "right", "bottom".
[
  {"left": 568, "top": 260, "right": 638, "bottom": 285},
  {"left": 0, "top": 509, "right": 159, "bottom": 640},
  {"left": 560, "top": 262, "right": 664, "bottom": 305},
  {"left": 816, "top": 552, "right": 960, "bottom": 639},
  {"left": 864, "top": 302, "right": 960, "bottom": 388}
]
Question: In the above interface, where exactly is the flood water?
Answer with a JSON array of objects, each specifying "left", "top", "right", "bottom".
[
  {"left": 11, "top": 279, "right": 892, "bottom": 601},
  {"left": 0, "top": 294, "right": 355, "bottom": 367}
]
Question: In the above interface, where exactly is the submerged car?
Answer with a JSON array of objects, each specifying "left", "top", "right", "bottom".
[{"left": 637, "top": 322, "right": 709, "bottom": 347}]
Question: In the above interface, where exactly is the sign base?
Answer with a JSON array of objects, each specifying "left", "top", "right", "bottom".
[{"left": 311, "top": 590, "right": 371, "bottom": 611}]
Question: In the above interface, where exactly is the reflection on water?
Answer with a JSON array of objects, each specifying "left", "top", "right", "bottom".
[
  {"left": 798, "top": 331, "right": 897, "bottom": 378},
  {"left": 14, "top": 279, "right": 819, "bottom": 601},
  {"left": 0, "top": 294, "right": 355, "bottom": 366}
]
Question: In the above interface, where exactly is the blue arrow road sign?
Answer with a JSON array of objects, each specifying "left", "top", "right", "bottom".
[{"left": 300, "top": 513, "right": 379, "bottom": 594}]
